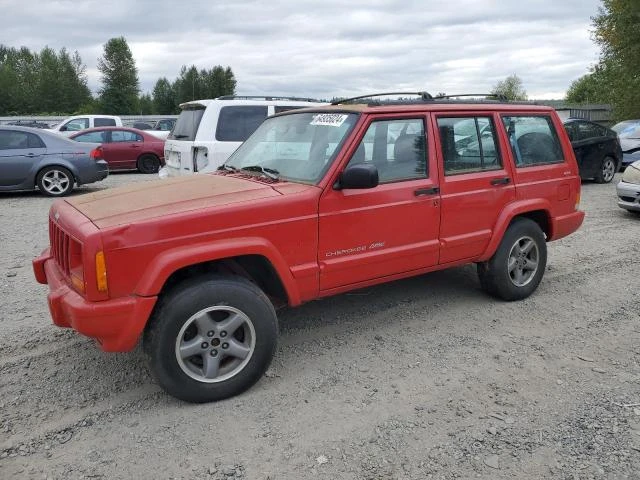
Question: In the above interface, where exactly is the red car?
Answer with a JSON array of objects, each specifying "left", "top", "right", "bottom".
[
  {"left": 70, "top": 127, "right": 165, "bottom": 174},
  {"left": 34, "top": 94, "right": 584, "bottom": 403}
]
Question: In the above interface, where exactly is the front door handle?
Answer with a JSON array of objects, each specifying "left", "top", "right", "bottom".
[
  {"left": 490, "top": 177, "right": 510, "bottom": 186},
  {"left": 25, "top": 153, "right": 37, "bottom": 158},
  {"left": 414, "top": 187, "right": 440, "bottom": 196}
]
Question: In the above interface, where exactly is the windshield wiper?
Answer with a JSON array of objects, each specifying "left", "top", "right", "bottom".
[
  {"left": 240, "top": 165, "right": 280, "bottom": 180},
  {"left": 217, "top": 164, "right": 238, "bottom": 172}
]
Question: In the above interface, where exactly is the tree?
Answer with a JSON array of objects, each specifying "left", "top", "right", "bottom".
[
  {"left": 565, "top": 63, "right": 613, "bottom": 104},
  {"left": 591, "top": 0, "right": 640, "bottom": 121},
  {"left": 138, "top": 93, "right": 153, "bottom": 114},
  {"left": 97, "top": 37, "right": 140, "bottom": 114},
  {"left": 152, "top": 77, "right": 176, "bottom": 114},
  {"left": 491, "top": 74, "right": 528, "bottom": 101}
]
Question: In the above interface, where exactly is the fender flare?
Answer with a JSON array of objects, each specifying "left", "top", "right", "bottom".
[
  {"left": 478, "top": 199, "right": 552, "bottom": 262},
  {"left": 134, "top": 237, "right": 301, "bottom": 304}
]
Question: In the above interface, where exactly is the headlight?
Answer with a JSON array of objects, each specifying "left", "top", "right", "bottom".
[{"left": 622, "top": 162, "right": 640, "bottom": 184}]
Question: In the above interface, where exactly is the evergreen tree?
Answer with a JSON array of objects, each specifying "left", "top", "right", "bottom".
[
  {"left": 138, "top": 93, "right": 153, "bottom": 114},
  {"left": 97, "top": 37, "right": 140, "bottom": 114},
  {"left": 152, "top": 77, "right": 176, "bottom": 114}
]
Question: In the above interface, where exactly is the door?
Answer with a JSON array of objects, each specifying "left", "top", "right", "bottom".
[
  {"left": 105, "top": 130, "right": 143, "bottom": 169},
  {"left": 569, "top": 120, "right": 608, "bottom": 177},
  {"left": 0, "top": 130, "right": 46, "bottom": 187},
  {"left": 318, "top": 115, "right": 441, "bottom": 291},
  {"left": 435, "top": 114, "right": 516, "bottom": 264}
]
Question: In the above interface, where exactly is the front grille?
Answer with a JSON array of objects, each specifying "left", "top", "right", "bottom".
[{"left": 49, "top": 219, "right": 70, "bottom": 275}]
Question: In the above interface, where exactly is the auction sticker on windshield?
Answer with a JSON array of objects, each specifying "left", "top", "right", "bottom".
[{"left": 310, "top": 113, "right": 349, "bottom": 127}]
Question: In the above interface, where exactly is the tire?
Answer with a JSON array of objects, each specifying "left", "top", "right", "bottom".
[
  {"left": 36, "top": 166, "right": 74, "bottom": 196},
  {"left": 137, "top": 154, "right": 160, "bottom": 174},
  {"left": 477, "top": 218, "right": 547, "bottom": 301},
  {"left": 143, "top": 274, "right": 278, "bottom": 403},
  {"left": 595, "top": 156, "right": 616, "bottom": 184}
]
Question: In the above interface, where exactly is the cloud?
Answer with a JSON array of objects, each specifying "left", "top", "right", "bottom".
[{"left": 1, "top": 0, "right": 601, "bottom": 99}]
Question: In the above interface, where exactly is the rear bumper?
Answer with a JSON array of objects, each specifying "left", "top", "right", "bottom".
[
  {"left": 549, "top": 210, "right": 585, "bottom": 241},
  {"left": 616, "top": 180, "right": 640, "bottom": 212},
  {"left": 33, "top": 250, "right": 156, "bottom": 352},
  {"left": 77, "top": 160, "right": 109, "bottom": 185}
]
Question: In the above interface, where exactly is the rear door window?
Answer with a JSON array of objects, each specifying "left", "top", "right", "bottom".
[
  {"left": 111, "top": 131, "right": 143, "bottom": 142},
  {"left": 502, "top": 115, "right": 564, "bottom": 167},
  {"left": 437, "top": 117, "right": 501, "bottom": 175},
  {"left": 169, "top": 107, "right": 206, "bottom": 141},
  {"left": 73, "top": 131, "right": 106, "bottom": 143},
  {"left": 27, "top": 133, "right": 46, "bottom": 148},
  {"left": 216, "top": 106, "right": 268, "bottom": 142},
  {"left": 94, "top": 118, "right": 116, "bottom": 127}
]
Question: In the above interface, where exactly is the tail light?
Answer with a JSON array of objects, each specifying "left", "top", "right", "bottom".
[{"left": 90, "top": 147, "right": 104, "bottom": 160}]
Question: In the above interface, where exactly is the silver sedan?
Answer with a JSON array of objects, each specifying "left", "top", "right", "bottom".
[
  {"left": 0, "top": 126, "right": 108, "bottom": 196},
  {"left": 616, "top": 159, "right": 640, "bottom": 214}
]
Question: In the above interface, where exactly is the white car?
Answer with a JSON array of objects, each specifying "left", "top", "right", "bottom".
[
  {"left": 162, "top": 96, "right": 325, "bottom": 177},
  {"left": 47, "top": 115, "right": 122, "bottom": 136}
]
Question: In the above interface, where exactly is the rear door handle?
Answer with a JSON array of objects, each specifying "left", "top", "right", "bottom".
[
  {"left": 25, "top": 153, "right": 37, "bottom": 158},
  {"left": 490, "top": 177, "right": 511, "bottom": 186},
  {"left": 414, "top": 187, "right": 440, "bottom": 196}
]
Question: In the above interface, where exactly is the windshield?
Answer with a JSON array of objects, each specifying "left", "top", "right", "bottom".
[
  {"left": 224, "top": 112, "right": 358, "bottom": 184},
  {"left": 168, "top": 106, "right": 205, "bottom": 141},
  {"left": 612, "top": 120, "right": 640, "bottom": 138}
]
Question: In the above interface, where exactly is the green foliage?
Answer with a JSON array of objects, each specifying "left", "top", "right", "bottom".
[
  {"left": 0, "top": 45, "right": 91, "bottom": 115},
  {"left": 171, "top": 64, "right": 236, "bottom": 107},
  {"left": 565, "top": 63, "right": 613, "bottom": 104},
  {"left": 152, "top": 77, "right": 176, "bottom": 114},
  {"left": 97, "top": 37, "right": 140, "bottom": 114},
  {"left": 139, "top": 93, "right": 153, "bottom": 114},
  {"left": 491, "top": 74, "right": 528, "bottom": 101},
  {"left": 591, "top": 0, "right": 640, "bottom": 121}
]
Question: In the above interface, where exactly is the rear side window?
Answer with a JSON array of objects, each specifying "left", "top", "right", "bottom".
[
  {"left": 111, "top": 131, "right": 143, "bottom": 142},
  {"left": 169, "top": 107, "right": 206, "bottom": 141},
  {"left": 502, "top": 116, "right": 564, "bottom": 167},
  {"left": 216, "top": 106, "right": 268, "bottom": 142},
  {"left": 437, "top": 117, "right": 501, "bottom": 175},
  {"left": 27, "top": 133, "right": 45, "bottom": 148},
  {"left": 274, "top": 105, "right": 306, "bottom": 114},
  {"left": 94, "top": 118, "right": 116, "bottom": 127}
]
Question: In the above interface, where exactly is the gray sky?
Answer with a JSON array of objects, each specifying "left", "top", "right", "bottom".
[{"left": 2, "top": 0, "right": 602, "bottom": 99}]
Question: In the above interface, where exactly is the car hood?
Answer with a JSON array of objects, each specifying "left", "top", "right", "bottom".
[
  {"left": 65, "top": 174, "right": 282, "bottom": 229},
  {"left": 620, "top": 137, "right": 640, "bottom": 152}
]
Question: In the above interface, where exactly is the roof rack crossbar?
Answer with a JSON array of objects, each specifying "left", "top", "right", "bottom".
[
  {"left": 331, "top": 91, "right": 433, "bottom": 105},
  {"left": 433, "top": 93, "right": 508, "bottom": 102},
  {"left": 216, "top": 95, "right": 320, "bottom": 102}
]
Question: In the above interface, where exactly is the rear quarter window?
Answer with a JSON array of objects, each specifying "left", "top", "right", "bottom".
[
  {"left": 215, "top": 106, "right": 268, "bottom": 142},
  {"left": 169, "top": 107, "right": 206, "bottom": 141},
  {"left": 502, "top": 115, "right": 564, "bottom": 167},
  {"left": 94, "top": 118, "right": 116, "bottom": 127}
]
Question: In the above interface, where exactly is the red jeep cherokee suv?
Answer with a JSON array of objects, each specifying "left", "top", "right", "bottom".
[{"left": 33, "top": 93, "right": 584, "bottom": 402}]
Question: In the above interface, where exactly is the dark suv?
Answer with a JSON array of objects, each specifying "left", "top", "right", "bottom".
[{"left": 34, "top": 93, "right": 584, "bottom": 402}]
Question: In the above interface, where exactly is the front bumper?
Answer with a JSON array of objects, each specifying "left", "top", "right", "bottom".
[
  {"left": 33, "top": 249, "right": 157, "bottom": 352},
  {"left": 616, "top": 180, "right": 640, "bottom": 212}
]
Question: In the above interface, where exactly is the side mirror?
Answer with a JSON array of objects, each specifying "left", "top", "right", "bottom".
[
  {"left": 59, "top": 125, "right": 67, "bottom": 132},
  {"left": 336, "top": 163, "right": 379, "bottom": 189}
]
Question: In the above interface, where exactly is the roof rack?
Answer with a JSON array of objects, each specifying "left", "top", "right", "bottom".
[
  {"left": 216, "top": 95, "right": 321, "bottom": 102},
  {"left": 331, "top": 91, "right": 433, "bottom": 105},
  {"left": 331, "top": 92, "right": 510, "bottom": 106}
]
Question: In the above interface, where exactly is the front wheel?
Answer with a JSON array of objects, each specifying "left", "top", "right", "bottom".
[
  {"left": 477, "top": 218, "right": 547, "bottom": 301},
  {"left": 143, "top": 275, "right": 278, "bottom": 403},
  {"left": 595, "top": 156, "right": 616, "bottom": 183}
]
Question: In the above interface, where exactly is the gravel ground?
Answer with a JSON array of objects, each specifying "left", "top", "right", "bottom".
[{"left": 1, "top": 172, "right": 639, "bottom": 480}]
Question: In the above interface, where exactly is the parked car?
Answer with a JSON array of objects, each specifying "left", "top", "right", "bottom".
[
  {"left": 563, "top": 119, "right": 622, "bottom": 183},
  {"left": 0, "top": 126, "right": 108, "bottom": 196},
  {"left": 611, "top": 119, "right": 640, "bottom": 168},
  {"left": 70, "top": 127, "right": 165, "bottom": 174},
  {"left": 131, "top": 121, "right": 155, "bottom": 130},
  {"left": 47, "top": 115, "right": 123, "bottom": 136},
  {"left": 153, "top": 118, "right": 176, "bottom": 131},
  {"left": 6, "top": 120, "right": 51, "bottom": 129},
  {"left": 616, "top": 158, "right": 640, "bottom": 215},
  {"left": 33, "top": 93, "right": 585, "bottom": 402},
  {"left": 162, "top": 96, "right": 325, "bottom": 177}
]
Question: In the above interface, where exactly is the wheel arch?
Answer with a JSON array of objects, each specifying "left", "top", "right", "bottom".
[
  {"left": 134, "top": 238, "right": 299, "bottom": 306},
  {"left": 34, "top": 162, "right": 78, "bottom": 187},
  {"left": 479, "top": 200, "right": 552, "bottom": 262}
]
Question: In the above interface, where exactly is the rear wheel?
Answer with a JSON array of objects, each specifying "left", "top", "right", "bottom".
[
  {"left": 144, "top": 274, "right": 278, "bottom": 403},
  {"left": 36, "top": 166, "right": 74, "bottom": 196},
  {"left": 137, "top": 154, "right": 160, "bottom": 174},
  {"left": 595, "top": 156, "right": 616, "bottom": 183},
  {"left": 477, "top": 218, "right": 547, "bottom": 301}
]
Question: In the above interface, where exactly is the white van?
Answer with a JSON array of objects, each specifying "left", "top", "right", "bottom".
[
  {"left": 162, "top": 96, "right": 325, "bottom": 177},
  {"left": 47, "top": 115, "right": 123, "bottom": 136}
]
